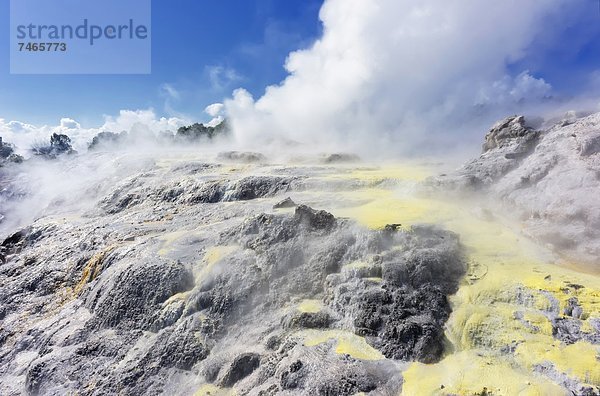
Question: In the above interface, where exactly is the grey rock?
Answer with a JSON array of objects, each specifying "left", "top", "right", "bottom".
[
  {"left": 217, "top": 151, "right": 266, "bottom": 163},
  {"left": 282, "top": 311, "right": 331, "bottom": 329},
  {"left": 482, "top": 115, "right": 539, "bottom": 153},
  {"left": 578, "top": 131, "right": 600, "bottom": 157},
  {"left": 142, "top": 317, "right": 208, "bottom": 370},
  {"left": 273, "top": 197, "right": 296, "bottom": 209},
  {"left": 84, "top": 259, "right": 194, "bottom": 330},
  {"left": 219, "top": 353, "right": 261, "bottom": 387},
  {"left": 563, "top": 297, "right": 583, "bottom": 319},
  {"left": 320, "top": 153, "right": 361, "bottom": 164},
  {"left": 294, "top": 204, "right": 336, "bottom": 231},
  {"left": 427, "top": 112, "right": 600, "bottom": 266},
  {"left": 224, "top": 176, "right": 294, "bottom": 201},
  {"left": 552, "top": 317, "right": 600, "bottom": 345},
  {"left": 534, "top": 362, "right": 600, "bottom": 396}
]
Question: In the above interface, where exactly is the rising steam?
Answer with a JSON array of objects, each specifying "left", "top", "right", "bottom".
[{"left": 225, "top": 0, "right": 595, "bottom": 156}]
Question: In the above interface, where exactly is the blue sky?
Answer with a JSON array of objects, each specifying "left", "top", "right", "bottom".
[
  {"left": 1, "top": 0, "right": 600, "bottom": 130},
  {"left": 507, "top": 3, "right": 600, "bottom": 97},
  {"left": 0, "top": 0, "right": 323, "bottom": 125}
]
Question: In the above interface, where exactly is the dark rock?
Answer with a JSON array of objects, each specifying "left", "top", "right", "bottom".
[
  {"left": 102, "top": 192, "right": 142, "bottom": 214},
  {"left": 563, "top": 297, "right": 583, "bottom": 319},
  {"left": 102, "top": 175, "right": 296, "bottom": 212},
  {"left": 351, "top": 284, "right": 452, "bottom": 363},
  {"left": 1, "top": 228, "right": 30, "bottom": 257},
  {"left": 258, "top": 384, "right": 280, "bottom": 395},
  {"left": 311, "top": 369, "right": 377, "bottom": 395},
  {"left": 384, "top": 224, "right": 402, "bottom": 232},
  {"left": 217, "top": 151, "right": 266, "bottom": 163},
  {"left": 280, "top": 360, "right": 305, "bottom": 390},
  {"left": 273, "top": 197, "right": 297, "bottom": 209},
  {"left": 186, "top": 180, "right": 226, "bottom": 204},
  {"left": 49, "top": 133, "right": 74, "bottom": 155},
  {"left": 220, "top": 353, "right": 261, "bottom": 387},
  {"left": 320, "top": 153, "right": 361, "bottom": 164},
  {"left": 566, "top": 283, "right": 585, "bottom": 291},
  {"left": 0, "top": 137, "right": 14, "bottom": 159},
  {"left": 383, "top": 229, "right": 464, "bottom": 293},
  {"left": 380, "top": 305, "right": 447, "bottom": 363},
  {"left": 265, "top": 335, "right": 281, "bottom": 350},
  {"left": 25, "top": 360, "right": 46, "bottom": 395},
  {"left": 282, "top": 311, "right": 330, "bottom": 329},
  {"left": 143, "top": 317, "right": 208, "bottom": 370},
  {"left": 333, "top": 227, "right": 464, "bottom": 364},
  {"left": 552, "top": 317, "right": 600, "bottom": 345},
  {"left": 85, "top": 260, "right": 194, "bottom": 330},
  {"left": 294, "top": 205, "right": 336, "bottom": 231},
  {"left": 225, "top": 176, "right": 294, "bottom": 201}
]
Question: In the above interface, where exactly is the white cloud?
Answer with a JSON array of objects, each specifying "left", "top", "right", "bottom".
[
  {"left": 0, "top": 120, "right": 52, "bottom": 153},
  {"left": 477, "top": 71, "right": 552, "bottom": 107},
  {"left": 160, "top": 83, "right": 181, "bottom": 100},
  {"left": 205, "top": 103, "right": 224, "bottom": 117},
  {"left": 59, "top": 118, "right": 81, "bottom": 129},
  {"left": 101, "top": 109, "right": 187, "bottom": 135},
  {"left": 6, "top": 120, "right": 37, "bottom": 133},
  {"left": 0, "top": 110, "right": 188, "bottom": 155},
  {"left": 225, "top": 0, "right": 574, "bottom": 155},
  {"left": 206, "top": 65, "right": 243, "bottom": 91},
  {"left": 589, "top": 70, "right": 600, "bottom": 90},
  {"left": 204, "top": 103, "right": 225, "bottom": 127}
]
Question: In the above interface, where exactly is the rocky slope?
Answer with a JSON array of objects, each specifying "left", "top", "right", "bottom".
[
  {"left": 428, "top": 112, "right": 600, "bottom": 267},
  {"left": 0, "top": 151, "right": 466, "bottom": 395}
]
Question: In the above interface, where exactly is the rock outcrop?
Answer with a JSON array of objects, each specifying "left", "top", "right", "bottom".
[{"left": 428, "top": 112, "right": 600, "bottom": 266}]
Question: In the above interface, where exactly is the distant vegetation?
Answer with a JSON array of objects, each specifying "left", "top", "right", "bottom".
[
  {"left": 0, "top": 137, "right": 23, "bottom": 165},
  {"left": 175, "top": 120, "right": 229, "bottom": 142},
  {"left": 31, "top": 133, "right": 76, "bottom": 159},
  {"left": 86, "top": 120, "right": 230, "bottom": 151},
  {"left": 88, "top": 131, "right": 128, "bottom": 150}
]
